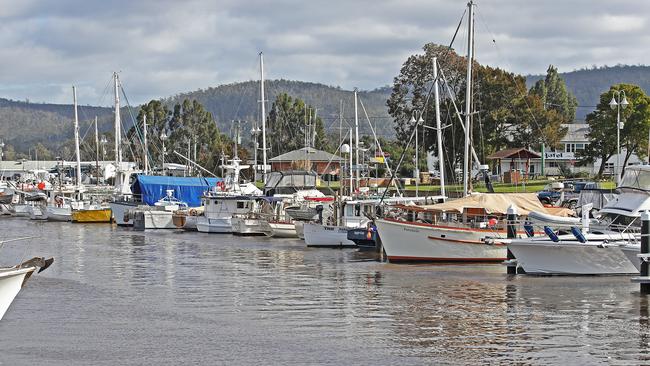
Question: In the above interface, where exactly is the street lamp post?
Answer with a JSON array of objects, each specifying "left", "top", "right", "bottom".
[
  {"left": 160, "top": 131, "right": 168, "bottom": 176},
  {"left": 609, "top": 90, "right": 629, "bottom": 185},
  {"left": 409, "top": 110, "right": 425, "bottom": 197}
]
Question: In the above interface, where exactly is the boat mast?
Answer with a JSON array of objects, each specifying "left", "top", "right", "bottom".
[
  {"left": 143, "top": 113, "right": 148, "bottom": 175},
  {"left": 259, "top": 52, "right": 268, "bottom": 183},
  {"left": 433, "top": 57, "right": 446, "bottom": 198},
  {"left": 72, "top": 86, "right": 82, "bottom": 190},
  {"left": 354, "top": 88, "right": 360, "bottom": 190},
  {"left": 113, "top": 72, "right": 122, "bottom": 188},
  {"left": 462, "top": 0, "right": 474, "bottom": 197},
  {"left": 94, "top": 116, "right": 99, "bottom": 184}
]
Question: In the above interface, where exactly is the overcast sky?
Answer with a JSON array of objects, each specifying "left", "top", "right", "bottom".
[{"left": 0, "top": 0, "right": 647, "bottom": 105}]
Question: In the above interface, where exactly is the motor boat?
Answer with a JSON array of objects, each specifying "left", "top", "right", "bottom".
[{"left": 507, "top": 166, "right": 650, "bottom": 275}]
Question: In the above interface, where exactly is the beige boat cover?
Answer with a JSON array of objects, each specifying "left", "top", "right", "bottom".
[{"left": 419, "top": 193, "right": 573, "bottom": 217}]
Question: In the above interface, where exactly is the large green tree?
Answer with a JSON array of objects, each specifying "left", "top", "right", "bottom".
[
  {"left": 126, "top": 99, "right": 235, "bottom": 175},
  {"left": 530, "top": 65, "right": 578, "bottom": 123},
  {"left": 267, "top": 93, "right": 330, "bottom": 157},
  {"left": 387, "top": 43, "right": 567, "bottom": 181},
  {"left": 578, "top": 83, "right": 650, "bottom": 178}
]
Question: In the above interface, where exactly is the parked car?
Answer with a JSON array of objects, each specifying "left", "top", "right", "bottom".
[{"left": 537, "top": 181, "right": 600, "bottom": 205}]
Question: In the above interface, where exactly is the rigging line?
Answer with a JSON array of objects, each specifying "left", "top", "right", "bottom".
[
  {"left": 476, "top": 11, "right": 549, "bottom": 146},
  {"left": 358, "top": 96, "right": 402, "bottom": 196},
  {"left": 380, "top": 7, "right": 466, "bottom": 205}
]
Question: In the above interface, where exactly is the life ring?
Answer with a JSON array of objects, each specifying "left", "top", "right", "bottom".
[{"left": 189, "top": 208, "right": 197, "bottom": 216}]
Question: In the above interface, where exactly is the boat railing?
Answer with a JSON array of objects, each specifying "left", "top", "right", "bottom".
[{"left": 510, "top": 218, "right": 642, "bottom": 244}]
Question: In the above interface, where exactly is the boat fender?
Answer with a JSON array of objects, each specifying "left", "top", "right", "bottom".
[
  {"left": 543, "top": 226, "right": 560, "bottom": 243},
  {"left": 523, "top": 223, "right": 535, "bottom": 238},
  {"left": 123, "top": 212, "right": 130, "bottom": 222},
  {"left": 570, "top": 227, "right": 587, "bottom": 243}
]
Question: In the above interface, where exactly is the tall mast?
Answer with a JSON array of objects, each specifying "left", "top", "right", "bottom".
[
  {"left": 463, "top": 1, "right": 474, "bottom": 197},
  {"left": 113, "top": 72, "right": 122, "bottom": 187},
  {"left": 354, "top": 88, "right": 360, "bottom": 189},
  {"left": 433, "top": 57, "right": 446, "bottom": 198},
  {"left": 94, "top": 116, "right": 99, "bottom": 184},
  {"left": 259, "top": 52, "right": 268, "bottom": 183},
  {"left": 143, "top": 113, "right": 148, "bottom": 174},
  {"left": 349, "top": 127, "right": 354, "bottom": 194},
  {"left": 72, "top": 86, "right": 82, "bottom": 189}
]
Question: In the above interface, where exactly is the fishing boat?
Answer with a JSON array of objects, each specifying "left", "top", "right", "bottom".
[
  {"left": 72, "top": 204, "right": 112, "bottom": 223},
  {"left": 303, "top": 196, "right": 431, "bottom": 248},
  {"left": 132, "top": 190, "right": 188, "bottom": 230},
  {"left": 507, "top": 166, "right": 650, "bottom": 275},
  {"left": 196, "top": 158, "right": 262, "bottom": 234},
  {"left": 230, "top": 197, "right": 279, "bottom": 236},
  {"left": 172, "top": 207, "right": 204, "bottom": 231}
]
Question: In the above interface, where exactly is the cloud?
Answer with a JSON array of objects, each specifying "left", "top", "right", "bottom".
[{"left": 0, "top": 0, "right": 649, "bottom": 105}]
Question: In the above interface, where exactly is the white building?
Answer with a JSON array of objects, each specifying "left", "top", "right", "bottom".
[{"left": 490, "top": 123, "right": 644, "bottom": 178}]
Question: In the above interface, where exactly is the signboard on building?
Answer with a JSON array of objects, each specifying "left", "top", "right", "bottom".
[{"left": 545, "top": 152, "right": 575, "bottom": 160}]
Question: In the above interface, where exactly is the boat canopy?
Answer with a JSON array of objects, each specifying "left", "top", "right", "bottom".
[
  {"left": 131, "top": 175, "right": 222, "bottom": 207},
  {"left": 414, "top": 193, "right": 570, "bottom": 216}
]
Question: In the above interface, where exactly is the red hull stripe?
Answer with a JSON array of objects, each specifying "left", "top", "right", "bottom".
[
  {"left": 381, "top": 218, "right": 540, "bottom": 235},
  {"left": 387, "top": 255, "right": 507, "bottom": 262},
  {"left": 427, "top": 236, "right": 506, "bottom": 246}
]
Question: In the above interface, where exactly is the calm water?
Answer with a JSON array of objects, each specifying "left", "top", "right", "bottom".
[{"left": 0, "top": 217, "right": 649, "bottom": 365}]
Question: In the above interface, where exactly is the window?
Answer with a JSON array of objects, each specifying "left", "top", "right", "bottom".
[
  {"left": 576, "top": 143, "right": 585, "bottom": 150},
  {"left": 565, "top": 143, "right": 576, "bottom": 152},
  {"left": 549, "top": 161, "right": 559, "bottom": 168},
  {"left": 237, "top": 201, "right": 246, "bottom": 209}
]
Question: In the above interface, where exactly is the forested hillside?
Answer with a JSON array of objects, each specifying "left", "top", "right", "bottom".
[
  {"left": 527, "top": 65, "right": 650, "bottom": 121},
  {"left": 165, "top": 79, "right": 393, "bottom": 138}
]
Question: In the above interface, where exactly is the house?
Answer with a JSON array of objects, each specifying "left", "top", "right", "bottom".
[
  {"left": 488, "top": 123, "right": 644, "bottom": 178},
  {"left": 269, "top": 147, "right": 343, "bottom": 177}
]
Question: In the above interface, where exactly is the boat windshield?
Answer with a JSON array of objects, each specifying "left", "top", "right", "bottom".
[{"left": 619, "top": 168, "right": 650, "bottom": 191}]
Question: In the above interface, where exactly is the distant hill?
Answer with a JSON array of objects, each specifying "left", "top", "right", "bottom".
[
  {"left": 0, "top": 80, "right": 393, "bottom": 155},
  {"left": 526, "top": 65, "right": 650, "bottom": 121},
  {"left": 165, "top": 79, "right": 393, "bottom": 138},
  {"left": 5, "top": 65, "right": 650, "bottom": 154},
  {"left": 0, "top": 98, "right": 114, "bottom": 149}
]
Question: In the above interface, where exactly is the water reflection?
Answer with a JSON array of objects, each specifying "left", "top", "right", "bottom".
[{"left": 2, "top": 218, "right": 650, "bottom": 365}]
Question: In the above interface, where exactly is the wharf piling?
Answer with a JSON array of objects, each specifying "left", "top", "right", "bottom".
[
  {"left": 506, "top": 205, "right": 518, "bottom": 275},
  {"left": 633, "top": 211, "right": 650, "bottom": 294}
]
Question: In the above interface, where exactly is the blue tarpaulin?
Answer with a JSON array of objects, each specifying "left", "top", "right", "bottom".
[{"left": 131, "top": 175, "right": 222, "bottom": 207}]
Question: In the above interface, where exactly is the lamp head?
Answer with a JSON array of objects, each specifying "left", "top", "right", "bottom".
[
  {"left": 609, "top": 96, "right": 617, "bottom": 110},
  {"left": 621, "top": 96, "right": 629, "bottom": 109}
]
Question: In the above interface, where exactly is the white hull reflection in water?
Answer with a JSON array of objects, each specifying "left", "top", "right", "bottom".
[{"left": 2, "top": 218, "right": 650, "bottom": 364}]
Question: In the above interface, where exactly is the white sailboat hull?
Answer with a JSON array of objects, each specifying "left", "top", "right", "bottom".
[
  {"left": 11, "top": 204, "right": 31, "bottom": 217},
  {"left": 295, "top": 221, "right": 305, "bottom": 239},
  {"left": 375, "top": 219, "right": 507, "bottom": 262},
  {"left": 0, "top": 267, "right": 36, "bottom": 320},
  {"left": 263, "top": 221, "right": 297, "bottom": 238},
  {"left": 231, "top": 217, "right": 266, "bottom": 235},
  {"left": 303, "top": 222, "right": 356, "bottom": 247},
  {"left": 508, "top": 239, "right": 638, "bottom": 275},
  {"left": 28, "top": 206, "right": 48, "bottom": 221},
  {"left": 196, "top": 217, "right": 232, "bottom": 233},
  {"left": 46, "top": 206, "right": 72, "bottom": 222}
]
